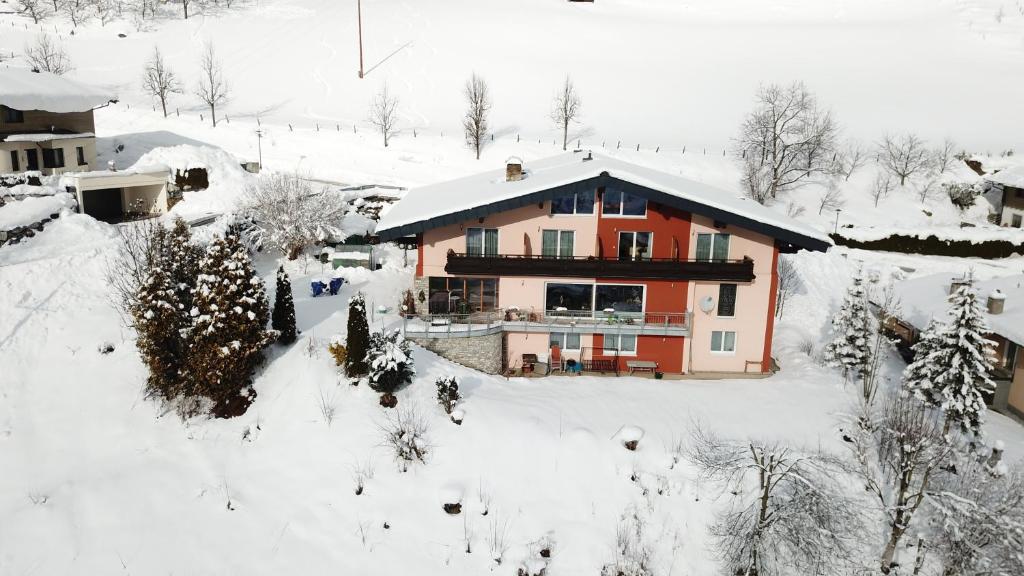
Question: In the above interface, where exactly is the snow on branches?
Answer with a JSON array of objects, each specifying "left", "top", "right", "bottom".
[
  {"left": 242, "top": 172, "right": 348, "bottom": 259},
  {"left": 824, "top": 270, "right": 873, "bottom": 382}
]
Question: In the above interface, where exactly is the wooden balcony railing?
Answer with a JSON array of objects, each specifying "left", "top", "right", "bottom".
[{"left": 444, "top": 251, "right": 756, "bottom": 281}]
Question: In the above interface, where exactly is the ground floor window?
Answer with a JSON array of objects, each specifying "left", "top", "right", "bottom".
[
  {"left": 428, "top": 277, "right": 498, "bottom": 313},
  {"left": 710, "top": 330, "right": 736, "bottom": 353},
  {"left": 42, "top": 148, "right": 65, "bottom": 169},
  {"left": 595, "top": 284, "right": 644, "bottom": 314},
  {"left": 9, "top": 150, "right": 19, "bottom": 172},
  {"left": 545, "top": 283, "right": 594, "bottom": 314},
  {"left": 77, "top": 146, "right": 86, "bottom": 166},
  {"left": 1014, "top": 213, "right": 1023, "bottom": 228},
  {"left": 602, "top": 333, "right": 637, "bottom": 354},
  {"left": 549, "top": 332, "right": 581, "bottom": 350}
]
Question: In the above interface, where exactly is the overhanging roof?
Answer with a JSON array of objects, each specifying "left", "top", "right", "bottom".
[{"left": 0, "top": 68, "right": 116, "bottom": 113}]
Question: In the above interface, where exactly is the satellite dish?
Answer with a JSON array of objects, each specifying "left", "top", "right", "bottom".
[{"left": 699, "top": 295, "right": 716, "bottom": 314}]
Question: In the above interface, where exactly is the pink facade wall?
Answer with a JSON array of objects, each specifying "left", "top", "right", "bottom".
[
  {"left": 505, "top": 331, "right": 593, "bottom": 370},
  {"left": 684, "top": 215, "right": 776, "bottom": 373}
]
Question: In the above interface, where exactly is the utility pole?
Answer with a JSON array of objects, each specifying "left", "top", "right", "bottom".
[
  {"left": 255, "top": 128, "right": 264, "bottom": 169},
  {"left": 357, "top": 0, "right": 365, "bottom": 79}
]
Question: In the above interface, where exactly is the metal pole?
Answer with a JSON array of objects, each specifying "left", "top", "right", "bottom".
[
  {"left": 357, "top": 0, "right": 364, "bottom": 79},
  {"left": 255, "top": 129, "right": 263, "bottom": 168}
]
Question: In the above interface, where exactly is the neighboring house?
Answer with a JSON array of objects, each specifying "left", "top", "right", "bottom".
[
  {"left": 0, "top": 68, "right": 170, "bottom": 222},
  {"left": 887, "top": 273, "right": 1024, "bottom": 421},
  {"left": 985, "top": 165, "right": 1024, "bottom": 228},
  {"left": 375, "top": 151, "right": 830, "bottom": 376}
]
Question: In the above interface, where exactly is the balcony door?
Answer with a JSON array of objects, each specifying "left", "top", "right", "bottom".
[
  {"left": 618, "top": 231, "right": 652, "bottom": 260},
  {"left": 542, "top": 230, "right": 574, "bottom": 258},
  {"left": 466, "top": 228, "right": 498, "bottom": 256}
]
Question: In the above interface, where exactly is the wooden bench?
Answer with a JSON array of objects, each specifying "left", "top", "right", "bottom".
[{"left": 626, "top": 360, "right": 658, "bottom": 376}]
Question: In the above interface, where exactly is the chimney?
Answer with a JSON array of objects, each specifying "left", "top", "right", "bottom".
[
  {"left": 505, "top": 156, "right": 523, "bottom": 182},
  {"left": 988, "top": 289, "right": 1006, "bottom": 314}
]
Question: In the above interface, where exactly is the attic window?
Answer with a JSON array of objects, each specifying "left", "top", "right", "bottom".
[{"left": 1, "top": 106, "right": 25, "bottom": 123}]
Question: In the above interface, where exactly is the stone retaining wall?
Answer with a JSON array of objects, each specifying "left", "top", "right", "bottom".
[{"left": 410, "top": 331, "right": 503, "bottom": 374}]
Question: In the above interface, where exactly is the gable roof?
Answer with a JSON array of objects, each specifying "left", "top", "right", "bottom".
[
  {"left": 987, "top": 165, "right": 1024, "bottom": 189},
  {"left": 890, "top": 273, "right": 1024, "bottom": 346},
  {"left": 374, "top": 151, "right": 831, "bottom": 252},
  {"left": 0, "top": 67, "right": 116, "bottom": 113}
]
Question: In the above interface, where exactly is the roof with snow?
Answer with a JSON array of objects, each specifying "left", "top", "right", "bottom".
[
  {"left": 0, "top": 68, "right": 116, "bottom": 113},
  {"left": 986, "top": 165, "right": 1024, "bottom": 189},
  {"left": 374, "top": 151, "right": 831, "bottom": 251},
  {"left": 890, "top": 272, "right": 1024, "bottom": 346}
]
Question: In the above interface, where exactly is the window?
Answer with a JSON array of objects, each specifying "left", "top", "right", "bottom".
[
  {"left": 618, "top": 231, "right": 652, "bottom": 260},
  {"left": 1013, "top": 214, "right": 1023, "bottom": 228},
  {"left": 717, "top": 284, "right": 737, "bottom": 317},
  {"left": 695, "top": 233, "right": 730, "bottom": 262},
  {"left": 41, "top": 148, "right": 65, "bottom": 169},
  {"left": 602, "top": 187, "right": 646, "bottom": 216},
  {"left": 542, "top": 230, "right": 574, "bottom": 258},
  {"left": 76, "top": 146, "right": 86, "bottom": 166},
  {"left": 466, "top": 228, "right": 498, "bottom": 256},
  {"left": 428, "top": 277, "right": 499, "bottom": 313},
  {"left": 545, "top": 283, "right": 593, "bottom": 314},
  {"left": 551, "top": 190, "right": 595, "bottom": 215},
  {"left": 9, "top": 150, "right": 19, "bottom": 172},
  {"left": 1, "top": 106, "right": 24, "bottom": 123},
  {"left": 595, "top": 284, "right": 644, "bottom": 314},
  {"left": 549, "top": 332, "right": 581, "bottom": 351},
  {"left": 602, "top": 333, "right": 637, "bottom": 354},
  {"left": 710, "top": 331, "right": 736, "bottom": 353}
]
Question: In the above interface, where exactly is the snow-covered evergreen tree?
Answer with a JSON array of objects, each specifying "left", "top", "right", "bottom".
[
  {"left": 184, "top": 233, "right": 273, "bottom": 418},
  {"left": 165, "top": 217, "right": 202, "bottom": 312},
  {"left": 367, "top": 329, "right": 415, "bottom": 394},
  {"left": 131, "top": 263, "right": 186, "bottom": 402},
  {"left": 823, "top": 271, "right": 872, "bottom": 380},
  {"left": 345, "top": 292, "right": 370, "bottom": 378},
  {"left": 271, "top": 265, "right": 297, "bottom": 344},
  {"left": 905, "top": 283, "right": 996, "bottom": 436}
]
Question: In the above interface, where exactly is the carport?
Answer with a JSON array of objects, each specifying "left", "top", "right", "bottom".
[{"left": 65, "top": 166, "right": 170, "bottom": 223}]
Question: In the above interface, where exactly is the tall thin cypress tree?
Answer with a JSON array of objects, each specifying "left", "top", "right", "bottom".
[
  {"left": 346, "top": 292, "right": 370, "bottom": 378},
  {"left": 272, "top": 265, "right": 297, "bottom": 344}
]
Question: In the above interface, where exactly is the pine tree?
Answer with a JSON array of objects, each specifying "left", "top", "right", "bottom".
[
  {"left": 184, "top": 233, "right": 273, "bottom": 418},
  {"left": 271, "top": 265, "right": 297, "bottom": 344},
  {"left": 906, "top": 284, "right": 996, "bottom": 436},
  {"left": 367, "top": 329, "right": 415, "bottom": 394},
  {"left": 345, "top": 292, "right": 370, "bottom": 378},
  {"left": 823, "top": 271, "right": 872, "bottom": 381},
  {"left": 131, "top": 263, "right": 186, "bottom": 402},
  {"left": 165, "top": 217, "right": 202, "bottom": 312}
]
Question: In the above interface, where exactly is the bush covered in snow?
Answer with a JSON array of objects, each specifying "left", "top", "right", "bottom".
[
  {"left": 366, "top": 329, "right": 415, "bottom": 395},
  {"left": 271, "top": 265, "right": 297, "bottom": 345},
  {"left": 242, "top": 172, "right": 348, "bottom": 259},
  {"left": 435, "top": 376, "right": 460, "bottom": 415},
  {"left": 380, "top": 406, "right": 429, "bottom": 471},
  {"left": 327, "top": 336, "right": 347, "bottom": 367},
  {"left": 943, "top": 181, "right": 983, "bottom": 210},
  {"left": 345, "top": 292, "right": 370, "bottom": 378}
]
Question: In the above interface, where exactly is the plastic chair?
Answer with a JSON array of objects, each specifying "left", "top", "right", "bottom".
[
  {"left": 328, "top": 277, "right": 344, "bottom": 295},
  {"left": 550, "top": 345, "right": 564, "bottom": 373},
  {"left": 311, "top": 281, "right": 327, "bottom": 297}
]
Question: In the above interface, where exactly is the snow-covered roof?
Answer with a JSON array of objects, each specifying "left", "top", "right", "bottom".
[
  {"left": 986, "top": 165, "right": 1024, "bottom": 188},
  {"left": 374, "top": 150, "right": 831, "bottom": 251},
  {"left": 0, "top": 68, "right": 116, "bottom": 113},
  {"left": 2, "top": 132, "right": 94, "bottom": 143},
  {"left": 890, "top": 272, "right": 1024, "bottom": 346}
]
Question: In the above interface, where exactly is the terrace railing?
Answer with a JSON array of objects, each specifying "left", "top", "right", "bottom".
[{"left": 402, "top": 307, "right": 691, "bottom": 339}]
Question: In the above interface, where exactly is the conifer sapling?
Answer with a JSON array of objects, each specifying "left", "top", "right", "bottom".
[
  {"left": 345, "top": 292, "right": 370, "bottom": 378},
  {"left": 271, "top": 265, "right": 297, "bottom": 344}
]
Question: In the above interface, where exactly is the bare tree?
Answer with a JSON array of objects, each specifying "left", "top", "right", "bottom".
[
  {"left": 877, "top": 133, "right": 932, "bottom": 186},
  {"left": 734, "top": 82, "right": 838, "bottom": 203},
  {"left": 180, "top": 0, "right": 194, "bottom": 19},
  {"left": 914, "top": 175, "right": 939, "bottom": 204},
  {"left": 142, "top": 47, "right": 182, "bottom": 118},
  {"left": 816, "top": 180, "right": 844, "bottom": 215},
  {"left": 61, "top": 0, "right": 90, "bottom": 26},
  {"left": 368, "top": 83, "right": 399, "bottom": 147},
  {"left": 688, "top": 424, "right": 861, "bottom": 576},
  {"left": 551, "top": 75, "right": 582, "bottom": 151},
  {"left": 847, "top": 393, "right": 956, "bottom": 574},
  {"left": 195, "top": 41, "right": 228, "bottom": 127},
  {"left": 463, "top": 72, "right": 491, "bottom": 160},
  {"left": 105, "top": 220, "right": 167, "bottom": 323},
  {"left": 870, "top": 172, "right": 893, "bottom": 207},
  {"left": 835, "top": 139, "right": 869, "bottom": 181},
  {"left": 242, "top": 172, "right": 348, "bottom": 259},
  {"left": 934, "top": 137, "right": 958, "bottom": 174},
  {"left": 17, "top": 0, "right": 49, "bottom": 23},
  {"left": 775, "top": 256, "right": 798, "bottom": 318},
  {"left": 23, "top": 33, "right": 73, "bottom": 75},
  {"left": 740, "top": 155, "right": 772, "bottom": 204}
]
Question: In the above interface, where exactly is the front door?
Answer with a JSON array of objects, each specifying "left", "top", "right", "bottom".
[{"left": 25, "top": 149, "right": 38, "bottom": 171}]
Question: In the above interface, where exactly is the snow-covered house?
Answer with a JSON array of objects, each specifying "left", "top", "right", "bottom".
[
  {"left": 986, "top": 165, "right": 1024, "bottom": 228},
  {"left": 888, "top": 273, "right": 1024, "bottom": 421},
  {"left": 375, "top": 151, "right": 830, "bottom": 376}
]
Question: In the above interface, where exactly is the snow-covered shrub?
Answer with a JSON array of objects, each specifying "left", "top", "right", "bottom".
[
  {"left": 435, "top": 376, "right": 460, "bottom": 414},
  {"left": 600, "top": 509, "right": 652, "bottom": 576},
  {"left": 345, "top": 293, "right": 370, "bottom": 378},
  {"left": 823, "top": 270, "right": 872, "bottom": 382},
  {"left": 944, "top": 181, "right": 982, "bottom": 210},
  {"left": 401, "top": 289, "right": 417, "bottom": 317},
  {"left": 242, "top": 172, "right": 347, "bottom": 259},
  {"left": 271, "top": 265, "right": 297, "bottom": 344},
  {"left": 366, "top": 329, "right": 415, "bottom": 395},
  {"left": 380, "top": 406, "right": 429, "bottom": 471},
  {"left": 327, "top": 336, "right": 347, "bottom": 367}
]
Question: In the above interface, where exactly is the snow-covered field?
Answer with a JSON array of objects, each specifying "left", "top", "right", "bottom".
[{"left": 3, "top": 0, "right": 1024, "bottom": 574}]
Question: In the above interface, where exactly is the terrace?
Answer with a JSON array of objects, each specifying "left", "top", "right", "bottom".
[
  {"left": 401, "top": 307, "right": 691, "bottom": 339},
  {"left": 444, "top": 251, "right": 755, "bottom": 281}
]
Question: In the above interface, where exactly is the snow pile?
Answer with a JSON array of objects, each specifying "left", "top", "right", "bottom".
[
  {"left": 132, "top": 145, "right": 253, "bottom": 217},
  {"left": 0, "top": 194, "right": 74, "bottom": 230}
]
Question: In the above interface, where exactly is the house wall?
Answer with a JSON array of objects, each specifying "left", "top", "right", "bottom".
[
  {"left": 0, "top": 137, "right": 96, "bottom": 174},
  {"left": 685, "top": 215, "right": 777, "bottom": 374},
  {"left": 506, "top": 331, "right": 593, "bottom": 370},
  {"left": 0, "top": 109, "right": 95, "bottom": 135},
  {"left": 1000, "top": 187, "right": 1024, "bottom": 227},
  {"left": 70, "top": 172, "right": 170, "bottom": 216},
  {"left": 1010, "top": 350, "right": 1024, "bottom": 416},
  {"left": 122, "top": 184, "right": 168, "bottom": 215}
]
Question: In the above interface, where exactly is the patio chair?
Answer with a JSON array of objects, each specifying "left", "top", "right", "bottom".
[
  {"left": 550, "top": 345, "right": 564, "bottom": 373},
  {"left": 328, "top": 277, "right": 344, "bottom": 295}
]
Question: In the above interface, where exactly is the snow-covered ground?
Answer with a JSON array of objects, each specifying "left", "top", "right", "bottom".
[{"left": 3, "top": 0, "right": 1024, "bottom": 573}]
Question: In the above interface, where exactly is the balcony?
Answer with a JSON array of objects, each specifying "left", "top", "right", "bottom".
[
  {"left": 444, "top": 251, "right": 755, "bottom": 281},
  {"left": 402, "top": 307, "right": 691, "bottom": 339}
]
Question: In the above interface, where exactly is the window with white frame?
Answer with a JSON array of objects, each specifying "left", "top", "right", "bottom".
[
  {"left": 618, "top": 231, "right": 652, "bottom": 260},
  {"left": 542, "top": 230, "right": 575, "bottom": 258},
  {"left": 602, "top": 187, "right": 647, "bottom": 216},
  {"left": 602, "top": 332, "right": 637, "bottom": 354},
  {"left": 710, "top": 331, "right": 736, "bottom": 353},
  {"left": 466, "top": 227, "right": 498, "bottom": 256},
  {"left": 695, "top": 233, "right": 730, "bottom": 262},
  {"left": 549, "top": 332, "right": 581, "bottom": 350},
  {"left": 550, "top": 190, "right": 596, "bottom": 215}
]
